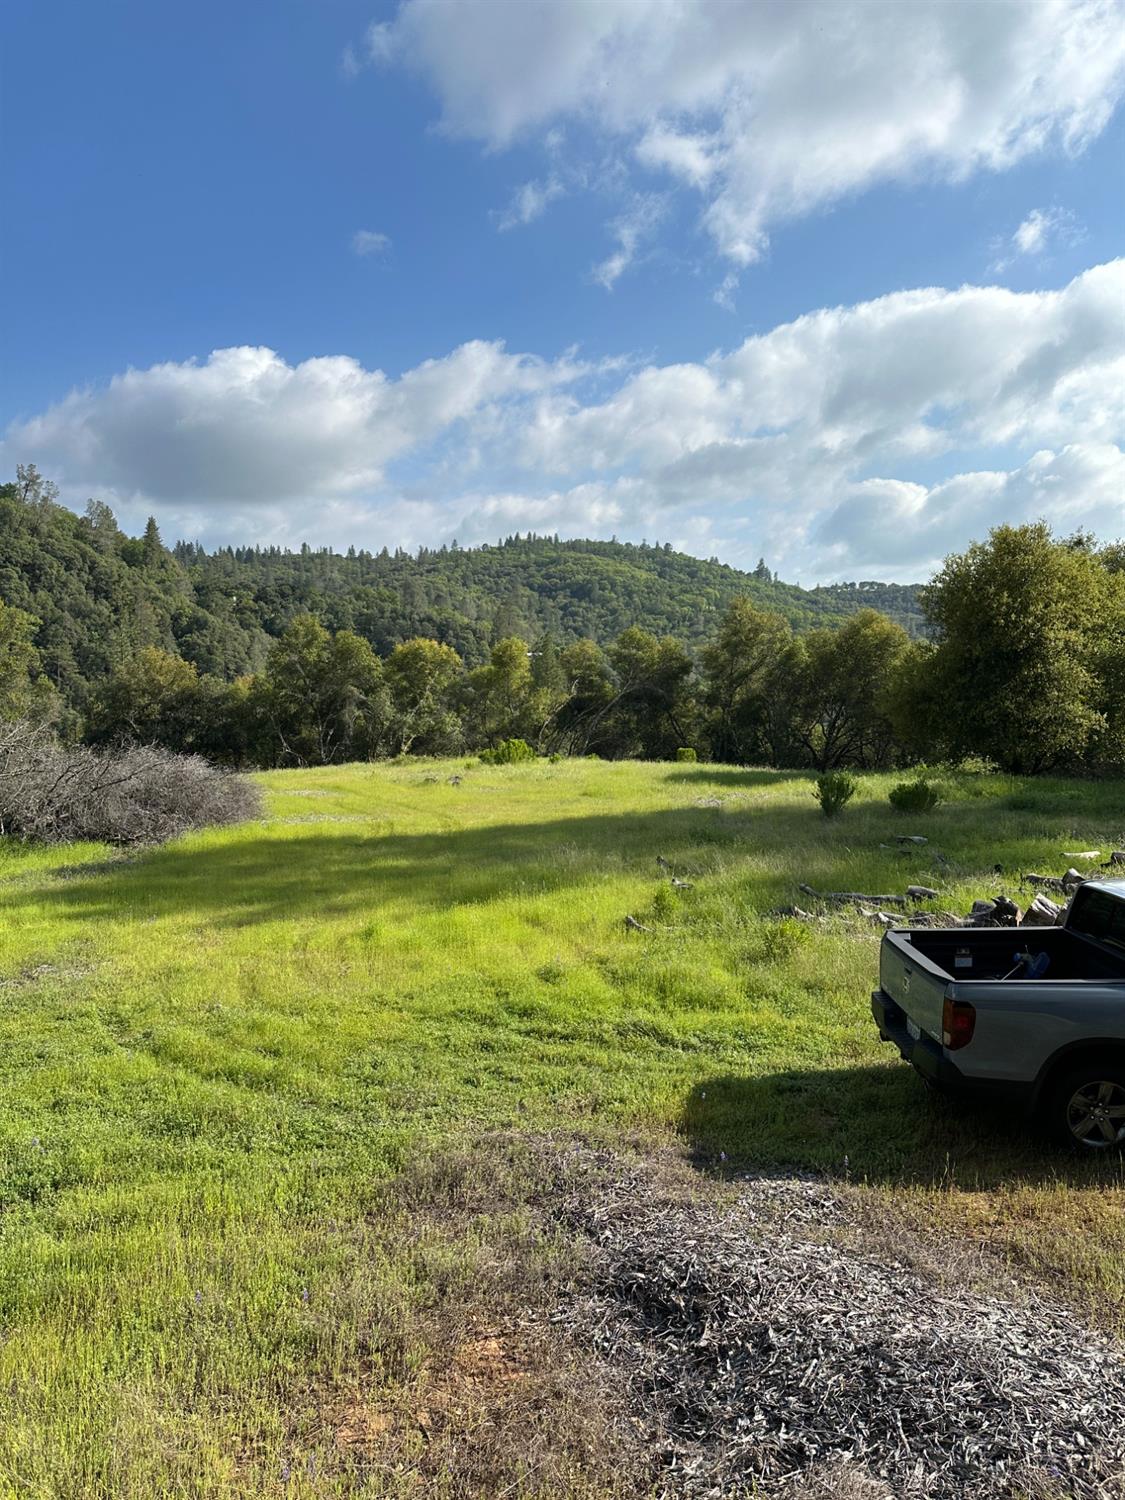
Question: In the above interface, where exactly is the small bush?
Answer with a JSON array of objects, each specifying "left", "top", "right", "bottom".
[
  {"left": 0, "top": 721, "right": 261, "bottom": 845},
  {"left": 548, "top": 752, "right": 563, "bottom": 764},
  {"left": 479, "top": 737, "right": 537, "bottom": 766},
  {"left": 888, "top": 778, "right": 941, "bottom": 814},
  {"left": 814, "top": 770, "right": 857, "bottom": 818},
  {"left": 675, "top": 747, "right": 698, "bottom": 763}
]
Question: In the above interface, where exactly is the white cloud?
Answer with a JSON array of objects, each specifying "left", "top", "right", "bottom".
[
  {"left": 2, "top": 342, "right": 584, "bottom": 508},
  {"left": 991, "top": 206, "right": 1084, "bottom": 270},
  {"left": 369, "top": 0, "right": 1125, "bottom": 269},
  {"left": 813, "top": 443, "right": 1125, "bottom": 576},
  {"left": 5, "top": 261, "right": 1123, "bottom": 577},
  {"left": 496, "top": 176, "right": 565, "bottom": 231},
  {"left": 351, "top": 228, "right": 392, "bottom": 257},
  {"left": 592, "top": 193, "right": 667, "bottom": 288}
]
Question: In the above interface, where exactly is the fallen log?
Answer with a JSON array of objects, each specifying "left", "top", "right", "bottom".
[
  {"left": 624, "top": 914, "right": 650, "bottom": 933},
  {"left": 1022, "top": 872, "right": 1067, "bottom": 892},
  {"left": 1063, "top": 850, "right": 1100, "bottom": 861},
  {"left": 799, "top": 884, "right": 907, "bottom": 907},
  {"left": 1102, "top": 851, "right": 1125, "bottom": 868},
  {"left": 895, "top": 834, "right": 928, "bottom": 845},
  {"left": 906, "top": 885, "right": 939, "bottom": 900}
]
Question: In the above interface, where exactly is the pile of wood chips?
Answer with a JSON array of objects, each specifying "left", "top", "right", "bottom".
[{"left": 547, "top": 1150, "right": 1125, "bottom": 1499}]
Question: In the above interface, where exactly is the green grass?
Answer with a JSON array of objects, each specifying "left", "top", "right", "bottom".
[{"left": 1, "top": 757, "right": 1124, "bottom": 1497}]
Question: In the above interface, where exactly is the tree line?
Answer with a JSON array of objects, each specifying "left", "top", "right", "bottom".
[
  {"left": 3, "top": 503, "right": 1123, "bottom": 775},
  {"left": 0, "top": 466, "right": 923, "bottom": 724}
]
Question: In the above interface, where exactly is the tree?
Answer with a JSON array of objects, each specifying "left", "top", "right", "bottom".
[
  {"left": 0, "top": 602, "right": 54, "bottom": 722},
  {"left": 463, "top": 636, "right": 533, "bottom": 747},
  {"left": 788, "top": 609, "right": 910, "bottom": 770},
  {"left": 86, "top": 647, "right": 205, "bottom": 750},
  {"left": 701, "top": 598, "right": 792, "bottom": 764},
  {"left": 384, "top": 637, "right": 464, "bottom": 755},
  {"left": 253, "top": 615, "right": 390, "bottom": 766},
  {"left": 920, "top": 525, "right": 1107, "bottom": 773},
  {"left": 605, "top": 627, "right": 696, "bottom": 759}
]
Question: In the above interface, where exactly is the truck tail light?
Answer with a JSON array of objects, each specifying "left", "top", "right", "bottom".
[{"left": 942, "top": 996, "right": 976, "bottom": 1050}]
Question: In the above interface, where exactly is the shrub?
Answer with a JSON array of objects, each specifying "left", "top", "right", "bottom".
[
  {"left": 675, "top": 747, "right": 698, "bottom": 763},
  {"left": 478, "top": 737, "right": 537, "bottom": 766},
  {"left": 814, "top": 770, "right": 857, "bottom": 818},
  {"left": 0, "top": 720, "right": 261, "bottom": 845},
  {"left": 888, "top": 778, "right": 941, "bottom": 814},
  {"left": 548, "top": 752, "right": 563, "bottom": 764}
]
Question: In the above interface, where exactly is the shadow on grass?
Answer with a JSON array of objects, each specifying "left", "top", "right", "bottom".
[
  {"left": 663, "top": 767, "right": 810, "bottom": 788},
  {"left": 681, "top": 1066, "right": 1125, "bottom": 1191},
  {"left": 35, "top": 785, "right": 1059, "bottom": 933},
  {"left": 32, "top": 799, "right": 916, "bottom": 930}
]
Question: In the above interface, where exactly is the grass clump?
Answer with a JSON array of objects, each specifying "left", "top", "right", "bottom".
[
  {"left": 889, "top": 777, "right": 942, "bottom": 814},
  {"left": 814, "top": 770, "right": 857, "bottom": 818}
]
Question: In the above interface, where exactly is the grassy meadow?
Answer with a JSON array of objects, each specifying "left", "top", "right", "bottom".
[{"left": 2, "top": 757, "right": 1124, "bottom": 1497}]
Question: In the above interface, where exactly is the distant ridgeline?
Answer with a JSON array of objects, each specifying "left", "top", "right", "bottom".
[{"left": 0, "top": 473, "right": 922, "bottom": 707}]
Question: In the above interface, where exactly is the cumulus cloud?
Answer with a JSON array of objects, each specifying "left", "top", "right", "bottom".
[
  {"left": 813, "top": 444, "right": 1125, "bottom": 576},
  {"left": 351, "top": 228, "right": 392, "bottom": 256},
  {"left": 368, "top": 0, "right": 1125, "bottom": 269},
  {"left": 5, "top": 261, "right": 1124, "bottom": 577},
  {"left": 2, "top": 342, "right": 584, "bottom": 508}
]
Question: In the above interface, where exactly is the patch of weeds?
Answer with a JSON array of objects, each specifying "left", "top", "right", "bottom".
[
  {"left": 649, "top": 884, "right": 678, "bottom": 923},
  {"left": 743, "top": 918, "right": 812, "bottom": 966}
]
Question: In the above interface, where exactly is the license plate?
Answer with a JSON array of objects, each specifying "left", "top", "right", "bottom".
[{"left": 906, "top": 1018, "right": 921, "bottom": 1041}]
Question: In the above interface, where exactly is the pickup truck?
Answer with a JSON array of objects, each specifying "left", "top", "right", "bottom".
[{"left": 872, "top": 878, "right": 1125, "bottom": 1149}]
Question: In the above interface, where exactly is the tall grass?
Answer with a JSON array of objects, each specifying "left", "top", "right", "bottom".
[{"left": 1, "top": 757, "right": 1124, "bottom": 1495}]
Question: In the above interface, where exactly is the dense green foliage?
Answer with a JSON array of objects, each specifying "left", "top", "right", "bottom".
[
  {"left": 3, "top": 758, "right": 1125, "bottom": 1493},
  {"left": 3, "top": 471, "right": 1124, "bottom": 775}
]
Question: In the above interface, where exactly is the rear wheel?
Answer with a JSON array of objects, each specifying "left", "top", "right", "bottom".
[{"left": 1049, "top": 1065, "right": 1125, "bottom": 1151}]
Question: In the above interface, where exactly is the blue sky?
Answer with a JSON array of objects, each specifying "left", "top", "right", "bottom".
[{"left": 3, "top": 0, "right": 1124, "bottom": 581}]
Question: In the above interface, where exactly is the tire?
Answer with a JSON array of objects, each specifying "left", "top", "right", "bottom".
[{"left": 1048, "top": 1063, "right": 1125, "bottom": 1152}]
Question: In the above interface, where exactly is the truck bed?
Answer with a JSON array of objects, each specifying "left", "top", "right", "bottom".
[{"left": 896, "top": 927, "right": 1125, "bottom": 982}]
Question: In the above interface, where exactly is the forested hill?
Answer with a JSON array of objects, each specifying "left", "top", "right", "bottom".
[{"left": 0, "top": 472, "right": 923, "bottom": 705}]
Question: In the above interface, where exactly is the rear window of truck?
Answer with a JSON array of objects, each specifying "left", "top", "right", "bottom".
[{"left": 1068, "top": 888, "right": 1125, "bottom": 954}]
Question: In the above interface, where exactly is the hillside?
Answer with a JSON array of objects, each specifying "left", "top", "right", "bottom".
[{"left": 0, "top": 474, "right": 924, "bottom": 707}]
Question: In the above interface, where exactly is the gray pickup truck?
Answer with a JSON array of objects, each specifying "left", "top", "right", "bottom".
[{"left": 872, "top": 878, "right": 1125, "bottom": 1149}]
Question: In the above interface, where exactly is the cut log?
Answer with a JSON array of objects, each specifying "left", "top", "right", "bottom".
[
  {"left": 1101, "top": 851, "right": 1125, "bottom": 868},
  {"left": 1061, "top": 867, "right": 1086, "bottom": 890},
  {"left": 798, "top": 884, "right": 906, "bottom": 907},
  {"left": 1022, "top": 893, "right": 1063, "bottom": 927}
]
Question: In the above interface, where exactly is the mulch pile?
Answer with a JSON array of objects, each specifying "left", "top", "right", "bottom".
[{"left": 544, "top": 1149, "right": 1125, "bottom": 1498}]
